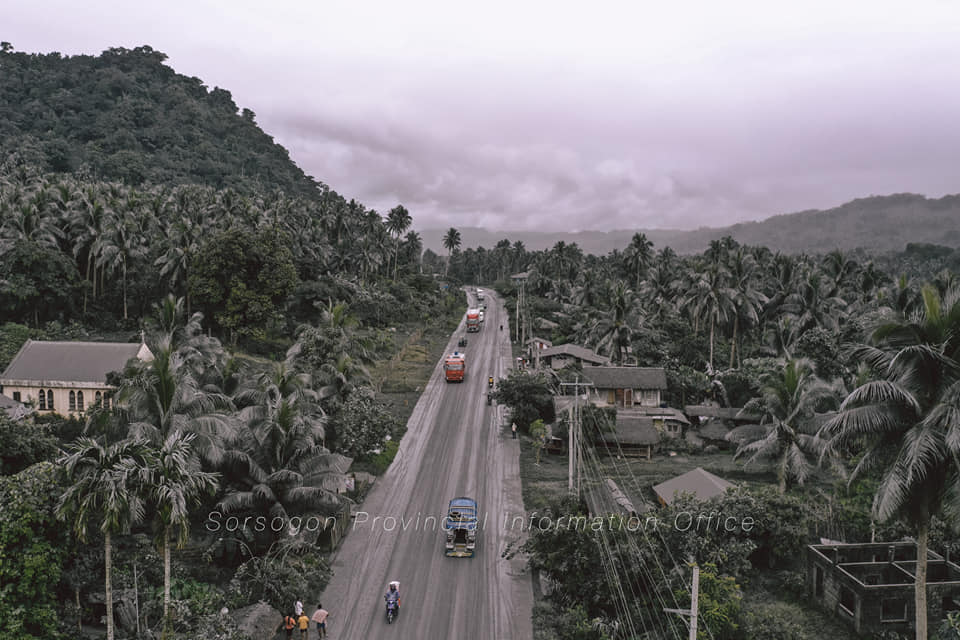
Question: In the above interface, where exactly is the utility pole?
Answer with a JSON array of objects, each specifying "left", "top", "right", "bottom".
[
  {"left": 515, "top": 283, "right": 520, "bottom": 344},
  {"left": 664, "top": 561, "right": 700, "bottom": 640},
  {"left": 560, "top": 377, "right": 593, "bottom": 497},
  {"left": 519, "top": 277, "right": 526, "bottom": 347}
]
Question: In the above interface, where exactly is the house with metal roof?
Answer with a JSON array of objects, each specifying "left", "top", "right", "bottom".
[
  {"left": 581, "top": 366, "right": 667, "bottom": 409},
  {"left": 653, "top": 467, "right": 734, "bottom": 506},
  {"left": 537, "top": 344, "right": 610, "bottom": 370},
  {"left": 0, "top": 339, "right": 153, "bottom": 417},
  {"left": 597, "top": 415, "right": 661, "bottom": 459}
]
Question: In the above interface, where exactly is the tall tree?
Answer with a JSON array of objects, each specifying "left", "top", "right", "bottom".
[
  {"left": 727, "top": 248, "right": 768, "bottom": 368},
  {"left": 56, "top": 437, "right": 153, "bottom": 640},
  {"left": 623, "top": 232, "right": 654, "bottom": 289},
  {"left": 120, "top": 318, "right": 234, "bottom": 466},
  {"left": 728, "top": 358, "right": 835, "bottom": 493},
  {"left": 682, "top": 263, "right": 735, "bottom": 373},
  {"left": 187, "top": 228, "right": 299, "bottom": 344},
  {"left": 442, "top": 227, "right": 461, "bottom": 276},
  {"left": 821, "top": 284, "right": 960, "bottom": 640},
  {"left": 385, "top": 205, "right": 412, "bottom": 281},
  {"left": 150, "top": 432, "right": 219, "bottom": 639},
  {"left": 219, "top": 366, "right": 348, "bottom": 537}
]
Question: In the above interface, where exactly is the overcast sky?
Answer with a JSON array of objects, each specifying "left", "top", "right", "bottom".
[{"left": 8, "top": 1, "right": 960, "bottom": 232}]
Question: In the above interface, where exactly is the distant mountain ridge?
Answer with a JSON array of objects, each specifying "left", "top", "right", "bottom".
[{"left": 419, "top": 193, "right": 960, "bottom": 256}]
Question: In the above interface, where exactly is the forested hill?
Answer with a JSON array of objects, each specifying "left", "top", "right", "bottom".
[
  {"left": 421, "top": 192, "right": 960, "bottom": 256},
  {"left": 0, "top": 43, "right": 320, "bottom": 197}
]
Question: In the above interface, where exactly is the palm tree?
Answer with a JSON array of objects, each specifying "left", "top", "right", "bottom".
[
  {"left": 98, "top": 205, "right": 147, "bottom": 320},
  {"left": 317, "top": 353, "right": 371, "bottom": 407},
  {"left": 120, "top": 300, "right": 234, "bottom": 465},
  {"left": 639, "top": 262, "right": 680, "bottom": 324},
  {"left": 682, "top": 263, "right": 735, "bottom": 373},
  {"left": 783, "top": 270, "right": 847, "bottom": 334},
  {"left": 403, "top": 230, "right": 423, "bottom": 274},
  {"left": 623, "top": 232, "right": 654, "bottom": 289},
  {"left": 219, "top": 368, "right": 348, "bottom": 537},
  {"left": 727, "top": 248, "right": 768, "bottom": 368},
  {"left": 511, "top": 240, "right": 526, "bottom": 274},
  {"left": 822, "top": 249, "right": 858, "bottom": 298},
  {"left": 151, "top": 431, "right": 219, "bottom": 639},
  {"left": 820, "top": 284, "right": 960, "bottom": 640},
  {"left": 728, "top": 358, "right": 836, "bottom": 493},
  {"left": 385, "top": 205, "right": 412, "bottom": 281},
  {"left": 442, "top": 227, "right": 461, "bottom": 275},
  {"left": 586, "top": 280, "right": 640, "bottom": 365},
  {"left": 68, "top": 185, "right": 107, "bottom": 313},
  {"left": 56, "top": 437, "right": 153, "bottom": 640}
]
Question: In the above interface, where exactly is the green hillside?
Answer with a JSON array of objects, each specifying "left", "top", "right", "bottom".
[{"left": 0, "top": 43, "right": 320, "bottom": 197}]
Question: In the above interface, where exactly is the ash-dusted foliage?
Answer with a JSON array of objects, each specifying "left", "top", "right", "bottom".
[
  {"left": 329, "top": 389, "right": 401, "bottom": 459},
  {"left": 0, "top": 462, "right": 68, "bottom": 640}
]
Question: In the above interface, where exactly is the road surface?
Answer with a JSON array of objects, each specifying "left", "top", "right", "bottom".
[{"left": 317, "top": 291, "right": 534, "bottom": 639}]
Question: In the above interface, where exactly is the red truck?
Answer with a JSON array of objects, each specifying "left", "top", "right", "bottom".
[
  {"left": 466, "top": 308, "right": 481, "bottom": 333},
  {"left": 444, "top": 352, "right": 465, "bottom": 383}
]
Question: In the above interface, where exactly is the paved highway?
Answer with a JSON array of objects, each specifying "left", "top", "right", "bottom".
[{"left": 317, "top": 291, "right": 534, "bottom": 639}]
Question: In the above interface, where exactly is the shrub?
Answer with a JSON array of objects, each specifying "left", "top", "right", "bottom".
[
  {"left": 741, "top": 602, "right": 813, "bottom": 640},
  {"left": 368, "top": 439, "right": 400, "bottom": 475}
]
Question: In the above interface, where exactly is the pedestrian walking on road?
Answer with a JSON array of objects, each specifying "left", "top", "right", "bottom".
[
  {"left": 297, "top": 612, "right": 310, "bottom": 639},
  {"left": 312, "top": 603, "right": 330, "bottom": 638},
  {"left": 295, "top": 599, "right": 303, "bottom": 616},
  {"left": 512, "top": 422, "right": 517, "bottom": 439},
  {"left": 283, "top": 612, "right": 297, "bottom": 639}
]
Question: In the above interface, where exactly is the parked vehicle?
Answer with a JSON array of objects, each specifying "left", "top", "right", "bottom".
[{"left": 444, "top": 497, "right": 478, "bottom": 557}]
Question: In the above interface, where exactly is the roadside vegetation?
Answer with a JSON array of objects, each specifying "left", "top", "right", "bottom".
[
  {"left": 481, "top": 237, "right": 960, "bottom": 640},
  {"left": 0, "top": 44, "right": 466, "bottom": 636},
  {"left": 2, "top": 44, "right": 960, "bottom": 640}
]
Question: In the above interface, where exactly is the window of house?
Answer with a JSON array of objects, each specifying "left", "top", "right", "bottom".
[
  {"left": 95, "top": 391, "right": 102, "bottom": 408},
  {"left": 11, "top": 391, "right": 20, "bottom": 402},
  {"left": 39, "top": 389, "right": 46, "bottom": 410},
  {"left": 839, "top": 586, "right": 857, "bottom": 617},
  {"left": 77, "top": 391, "right": 84, "bottom": 412},
  {"left": 69, "top": 391, "right": 76, "bottom": 411},
  {"left": 881, "top": 598, "right": 907, "bottom": 622},
  {"left": 103, "top": 394, "right": 111, "bottom": 410},
  {"left": 607, "top": 390, "right": 615, "bottom": 404},
  {"left": 47, "top": 390, "right": 54, "bottom": 410}
]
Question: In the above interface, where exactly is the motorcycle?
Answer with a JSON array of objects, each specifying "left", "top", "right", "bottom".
[
  {"left": 488, "top": 376, "right": 494, "bottom": 390},
  {"left": 385, "top": 580, "right": 400, "bottom": 624},
  {"left": 385, "top": 596, "right": 398, "bottom": 624}
]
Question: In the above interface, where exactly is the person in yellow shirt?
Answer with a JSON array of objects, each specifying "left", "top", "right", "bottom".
[{"left": 297, "top": 612, "right": 310, "bottom": 639}]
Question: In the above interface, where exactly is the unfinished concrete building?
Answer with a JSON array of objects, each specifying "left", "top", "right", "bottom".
[{"left": 806, "top": 541, "right": 960, "bottom": 636}]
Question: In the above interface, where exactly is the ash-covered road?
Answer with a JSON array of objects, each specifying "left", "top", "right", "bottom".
[{"left": 317, "top": 292, "right": 533, "bottom": 640}]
